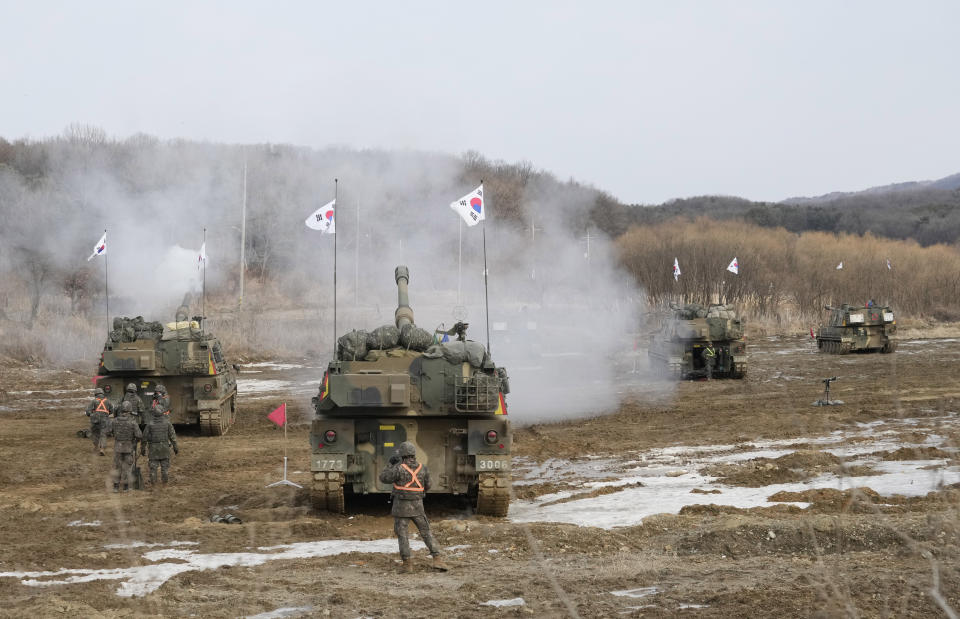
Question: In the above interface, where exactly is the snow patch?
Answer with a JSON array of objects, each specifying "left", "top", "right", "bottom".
[
  {"left": 67, "top": 520, "right": 101, "bottom": 527},
  {"left": 512, "top": 414, "right": 960, "bottom": 529},
  {"left": 612, "top": 587, "right": 658, "bottom": 598},
  {"left": 243, "top": 362, "right": 309, "bottom": 370},
  {"left": 481, "top": 598, "right": 525, "bottom": 607},
  {"left": 246, "top": 606, "right": 312, "bottom": 619},
  {"left": 235, "top": 379, "right": 292, "bottom": 394},
  {"left": 0, "top": 538, "right": 424, "bottom": 597}
]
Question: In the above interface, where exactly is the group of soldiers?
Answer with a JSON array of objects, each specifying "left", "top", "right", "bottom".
[{"left": 84, "top": 383, "right": 180, "bottom": 492}]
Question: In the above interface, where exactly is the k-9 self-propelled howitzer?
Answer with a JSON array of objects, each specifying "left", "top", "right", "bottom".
[
  {"left": 647, "top": 303, "right": 747, "bottom": 379},
  {"left": 310, "top": 266, "right": 512, "bottom": 516},
  {"left": 95, "top": 303, "right": 238, "bottom": 435},
  {"left": 817, "top": 303, "right": 896, "bottom": 354}
]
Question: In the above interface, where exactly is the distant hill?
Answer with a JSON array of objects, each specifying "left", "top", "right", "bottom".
[
  {"left": 783, "top": 171, "right": 960, "bottom": 204},
  {"left": 587, "top": 171, "right": 960, "bottom": 247}
]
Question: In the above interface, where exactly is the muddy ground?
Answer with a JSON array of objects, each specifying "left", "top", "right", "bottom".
[{"left": 0, "top": 336, "right": 958, "bottom": 618}]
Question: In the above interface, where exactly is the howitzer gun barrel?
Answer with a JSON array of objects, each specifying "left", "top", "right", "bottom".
[{"left": 394, "top": 265, "right": 414, "bottom": 328}]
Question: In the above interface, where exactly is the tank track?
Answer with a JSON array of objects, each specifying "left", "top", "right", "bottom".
[
  {"left": 819, "top": 339, "right": 853, "bottom": 355},
  {"left": 312, "top": 471, "right": 345, "bottom": 513},
  {"left": 200, "top": 396, "right": 236, "bottom": 436},
  {"left": 476, "top": 473, "right": 510, "bottom": 517}
]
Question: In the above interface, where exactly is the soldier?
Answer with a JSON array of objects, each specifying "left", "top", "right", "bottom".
[
  {"left": 111, "top": 401, "right": 142, "bottom": 492},
  {"left": 141, "top": 408, "right": 179, "bottom": 486},
  {"left": 85, "top": 387, "right": 114, "bottom": 455},
  {"left": 150, "top": 384, "right": 171, "bottom": 417},
  {"left": 703, "top": 341, "right": 717, "bottom": 380},
  {"left": 378, "top": 441, "right": 447, "bottom": 573},
  {"left": 121, "top": 382, "right": 146, "bottom": 425}
]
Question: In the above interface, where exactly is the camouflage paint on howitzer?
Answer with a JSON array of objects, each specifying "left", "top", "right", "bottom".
[
  {"left": 95, "top": 307, "right": 238, "bottom": 436},
  {"left": 816, "top": 304, "right": 897, "bottom": 354},
  {"left": 647, "top": 303, "right": 747, "bottom": 379},
  {"left": 310, "top": 266, "right": 511, "bottom": 516}
]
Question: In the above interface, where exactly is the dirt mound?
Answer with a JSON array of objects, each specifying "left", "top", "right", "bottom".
[
  {"left": 703, "top": 450, "right": 845, "bottom": 487},
  {"left": 769, "top": 487, "right": 883, "bottom": 513},
  {"left": 877, "top": 446, "right": 955, "bottom": 461}
]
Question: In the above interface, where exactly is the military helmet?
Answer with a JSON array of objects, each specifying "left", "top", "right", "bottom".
[
  {"left": 121, "top": 401, "right": 133, "bottom": 413},
  {"left": 94, "top": 387, "right": 104, "bottom": 397},
  {"left": 156, "top": 384, "right": 167, "bottom": 394},
  {"left": 398, "top": 441, "right": 417, "bottom": 458},
  {"left": 126, "top": 382, "right": 137, "bottom": 393}
]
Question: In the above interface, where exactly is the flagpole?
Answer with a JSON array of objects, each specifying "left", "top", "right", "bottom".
[
  {"left": 240, "top": 154, "right": 247, "bottom": 309},
  {"left": 481, "top": 180, "right": 491, "bottom": 355},
  {"left": 333, "top": 179, "right": 338, "bottom": 359},
  {"left": 103, "top": 229, "right": 109, "bottom": 332},
  {"left": 355, "top": 199, "right": 360, "bottom": 307},
  {"left": 458, "top": 218, "right": 462, "bottom": 305},
  {"left": 202, "top": 227, "right": 206, "bottom": 337}
]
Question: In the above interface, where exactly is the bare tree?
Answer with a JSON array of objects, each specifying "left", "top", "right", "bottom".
[{"left": 18, "top": 247, "right": 54, "bottom": 327}]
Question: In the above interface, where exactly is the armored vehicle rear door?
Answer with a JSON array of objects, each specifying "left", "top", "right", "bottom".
[{"left": 374, "top": 423, "right": 408, "bottom": 491}]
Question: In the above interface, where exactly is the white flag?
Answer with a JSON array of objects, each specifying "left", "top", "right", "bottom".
[
  {"left": 198, "top": 242, "right": 207, "bottom": 270},
  {"left": 673, "top": 257, "right": 681, "bottom": 281},
  {"left": 726, "top": 257, "right": 739, "bottom": 275},
  {"left": 836, "top": 261, "right": 843, "bottom": 270},
  {"left": 450, "top": 183, "right": 485, "bottom": 226},
  {"left": 305, "top": 199, "right": 336, "bottom": 233},
  {"left": 87, "top": 232, "right": 106, "bottom": 261}
]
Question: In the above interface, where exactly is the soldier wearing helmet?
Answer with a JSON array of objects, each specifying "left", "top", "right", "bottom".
[
  {"left": 150, "top": 384, "right": 171, "bottom": 418},
  {"left": 142, "top": 404, "right": 179, "bottom": 487},
  {"left": 110, "top": 401, "right": 142, "bottom": 492},
  {"left": 121, "top": 382, "right": 146, "bottom": 426},
  {"left": 85, "top": 387, "right": 115, "bottom": 455},
  {"left": 379, "top": 441, "right": 447, "bottom": 573},
  {"left": 703, "top": 341, "right": 717, "bottom": 380}
]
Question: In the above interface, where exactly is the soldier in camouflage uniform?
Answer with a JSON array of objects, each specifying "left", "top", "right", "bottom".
[
  {"left": 111, "top": 401, "right": 142, "bottom": 492},
  {"left": 141, "top": 409, "right": 179, "bottom": 486},
  {"left": 85, "top": 387, "right": 114, "bottom": 455},
  {"left": 150, "top": 384, "right": 171, "bottom": 418},
  {"left": 121, "top": 382, "right": 146, "bottom": 425},
  {"left": 703, "top": 341, "right": 717, "bottom": 380},
  {"left": 379, "top": 441, "right": 448, "bottom": 573}
]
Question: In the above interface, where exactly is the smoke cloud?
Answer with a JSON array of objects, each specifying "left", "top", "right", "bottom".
[{"left": 0, "top": 133, "right": 659, "bottom": 420}]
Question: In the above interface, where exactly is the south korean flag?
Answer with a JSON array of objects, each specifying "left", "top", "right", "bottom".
[
  {"left": 450, "top": 184, "right": 485, "bottom": 227},
  {"left": 305, "top": 199, "right": 336, "bottom": 234}
]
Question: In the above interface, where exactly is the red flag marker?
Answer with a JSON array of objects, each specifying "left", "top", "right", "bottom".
[{"left": 267, "top": 403, "right": 286, "bottom": 426}]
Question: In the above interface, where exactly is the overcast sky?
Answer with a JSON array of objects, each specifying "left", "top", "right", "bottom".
[{"left": 2, "top": 1, "right": 957, "bottom": 204}]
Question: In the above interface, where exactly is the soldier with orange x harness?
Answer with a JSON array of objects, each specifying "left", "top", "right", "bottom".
[
  {"left": 85, "top": 387, "right": 115, "bottom": 455},
  {"left": 379, "top": 441, "right": 447, "bottom": 573}
]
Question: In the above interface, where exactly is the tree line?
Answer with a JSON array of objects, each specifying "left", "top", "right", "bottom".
[{"left": 616, "top": 218, "right": 960, "bottom": 321}]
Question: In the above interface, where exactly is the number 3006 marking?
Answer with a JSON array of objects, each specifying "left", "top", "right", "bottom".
[{"left": 477, "top": 459, "right": 507, "bottom": 470}]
